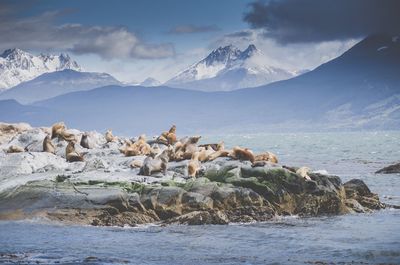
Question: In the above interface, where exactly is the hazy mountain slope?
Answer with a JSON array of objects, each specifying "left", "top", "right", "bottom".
[
  {"left": 0, "top": 70, "right": 121, "bottom": 104},
  {"left": 140, "top": 77, "right": 161, "bottom": 87},
  {"left": 0, "top": 99, "right": 54, "bottom": 126},
  {"left": 0, "top": 48, "right": 81, "bottom": 91}
]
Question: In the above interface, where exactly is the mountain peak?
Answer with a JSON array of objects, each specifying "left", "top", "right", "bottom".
[
  {"left": 166, "top": 43, "right": 294, "bottom": 91},
  {"left": 205, "top": 45, "right": 242, "bottom": 66},
  {"left": 140, "top": 77, "right": 161, "bottom": 87},
  {"left": 0, "top": 48, "right": 25, "bottom": 59},
  {"left": 241, "top": 44, "right": 259, "bottom": 58},
  {"left": 0, "top": 48, "right": 82, "bottom": 90}
]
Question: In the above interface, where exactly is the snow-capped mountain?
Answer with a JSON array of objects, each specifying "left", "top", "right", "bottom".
[
  {"left": 0, "top": 48, "right": 81, "bottom": 91},
  {"left": 140, "top": 77, "right": 161, "bottom": 87},
  {"left": 166, "top": 44, "right": 295, "bottom": 91}
]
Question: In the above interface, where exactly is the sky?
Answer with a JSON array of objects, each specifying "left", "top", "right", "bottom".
[{"left": 1, "top": 0, "right": 399, "bottom": 83}]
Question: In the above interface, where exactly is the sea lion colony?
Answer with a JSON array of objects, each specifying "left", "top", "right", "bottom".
[{"left": 5, "top": 122, "right": 295, "bottom": 179}]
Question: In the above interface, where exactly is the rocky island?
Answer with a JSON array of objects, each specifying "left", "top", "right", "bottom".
[{"left": 0, "top": 122, "right": 387, "bottom": 227}]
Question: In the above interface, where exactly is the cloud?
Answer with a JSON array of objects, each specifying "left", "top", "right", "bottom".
[
  {"left": 0, "top": 3, "right": 175, "bottom": 59},
  {"left": 212, "top": 29, "right": 359, "bottom": 72},
  {"left": 244, "top": 0, "right": 400, "bottom": 43},
  {"left": 224, "top": 30, "right": 254, "bottom": 39},
  {"left": 168, "top": 24, "right": 220, "bottom": 34}
]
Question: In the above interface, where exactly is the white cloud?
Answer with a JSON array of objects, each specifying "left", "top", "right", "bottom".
[{"left": 0, "top": 10, "right": 175, "bottom": 60}]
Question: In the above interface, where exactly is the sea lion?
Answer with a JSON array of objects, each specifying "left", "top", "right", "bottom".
[
  {"left": 199, "top": 143, "right": 219, "bottom": 151},
  {"left": 122, "top": 146, "right": 140, "bottom": 157},
  {"left": 188, "top": 151, "right": 200, "bottom": 178},
  {"left": 105, "top": 129, "right": 116, "bottom": 143},
  {"left": 80, "top": 133, "right": 90, "bottom": 149},
  {"left": 229, "top": 146, "right": 255, "bottom": 163},
  {"left": 65, "top": 141, "right": 84, "bottom": 162},
  {"left": 43, "top": 135, "right": 55, "bottom": 154},
  {"left": 139, "top": 148, "right": 172, "bottom": 176},
  {"left": 254, "top": 152, "right": 278, "bottom": 164},
  {"left": 181, "top": 136, "right": 201, "bottom": 160},
  {"left": 121, "top": 135, "right": 151, "bottom": 156},
  {"left": 198, "top": 145, "right": 214, "bottom": 162},
  {"left": 296, "top": 167, "right": 312, "bottom": 181},
  {"left": 157, "top": 125, "right": 177, "bottom": 145},
  {"left": 6, "top": 145, "right": 24, "bottom": 153},
  {"left": 150, "top": 144, "right": 161, "bottom": 157},
  {"left": 207, "top": 141, "right": 230, "bottom": 161},
  {"left": 59, "top": 130, "right": 76, "bottom": 142},
  {"left": 134, "top": 135, "right": 151, "bottom": 155},
  {"left": 51, "top": 122, "right": 65, "bottom": 139}
]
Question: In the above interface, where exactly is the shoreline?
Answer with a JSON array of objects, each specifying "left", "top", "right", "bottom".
[{"left": 0, "top": 122, "right": 391, "bottom": 227}]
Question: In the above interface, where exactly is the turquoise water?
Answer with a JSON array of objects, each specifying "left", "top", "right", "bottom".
[{"left": 1, "top": 131, "right": 399, "bottom": 264}]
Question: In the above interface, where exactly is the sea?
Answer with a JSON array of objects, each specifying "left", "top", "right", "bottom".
[{"left": 1, "top": 131, "right": 399, "bottom": 264}]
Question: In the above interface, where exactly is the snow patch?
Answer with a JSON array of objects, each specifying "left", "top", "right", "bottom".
[{"left": 377, "top": 46, "right": 388, "bottom": 52}]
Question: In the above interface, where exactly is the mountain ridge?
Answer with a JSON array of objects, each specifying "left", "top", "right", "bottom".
[
  {"left": 166, "top": 44, "right": 295, "bottom": 91},
  {"left": 0, "top": 69, "right": 121, "bottom": 104},
  {"left": 0, "top": 48, "right": 81, "bottom": 91}
]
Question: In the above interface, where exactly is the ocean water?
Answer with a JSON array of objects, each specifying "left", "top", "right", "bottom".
[{"left": 1, "top": 131, "right": 399, "bottom": 265}]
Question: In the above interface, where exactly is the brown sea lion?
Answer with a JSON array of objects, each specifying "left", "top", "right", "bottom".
[
  {"left": 121, "top": 135, "right": 151, "bottom": 156},
  {"left": 6, "top": 145, "right": 24, "bottom": 153},
  {"left": 188, "top": 151, "right": 200, "bottom": 178},
  {"left": 198, "top": 143, "right": 219, "bottom": 151},
  {"left": 134, "top": 135, "right": 151, "bottom": 155},
  {"left": 51, "top": 122, "right": 65, "bottom": 139},
  {"left": 198, "top": 145, "right": 214, "bottom": 162},
  {"left": 65, "top": 142, "right": 84, "bottom": 162},
  {"left": 43, "top": 135, "right": 55, "bottom": 154},
  {"left": 254, "top": 152, "right": 279, "bottom": 164},
  {"left": 181, "top": 136, "right": 201, "bottom": 160},
  {"left": 208, "top": 141, "right": 230, "bottom": 161},
  {"left": 139, "top": 148, "right": 172, "bottom": 176},
  {"left": 60, "top": 130, "right": 76, "bottom": 142},
  {"left": 122, "top": 146, "right": 140, "bottom": 157},
  {"left": 158, "top": 125, "right": 177, "bottom": 145},
  {"left": 230, "top": 146, "right": 255, "bottom": 163}
]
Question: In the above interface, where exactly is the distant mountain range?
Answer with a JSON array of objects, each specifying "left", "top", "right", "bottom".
[
  {"left": 0, "top": 70, "right": 121, "bottom": 104},
  {"left": 0, "top": 35, "right": 399, "bottom": 133},
  {"left": 0, "top": 48, "right": 81, "bottom": 91},
  {"left": 166, "top": 44, "right": 296, "bottom": 91}
]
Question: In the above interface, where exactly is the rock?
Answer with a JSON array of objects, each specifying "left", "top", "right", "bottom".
[
  {"left": 181, "top": 192, "right": 213, "bottom": 211},
  {"left": 165, "top": 210, "right": 229, "bottom": 225},
  {"left": 375, "top": 162, "right": 400, "bottom": 174},
  {"left": 0, "top": 122, "right": 32, "bottom": 145},
  {"left": 344, "top": 179, "right": 384, "bottom": 210},
  {"left": 0, "top": 152, "right": 69, "bottom": 176},
  {"left": 345, "top": 198, "right": 367, "bottom": 213},
  {"left": 0, "top": 122, "right": 387, "bottom": 227}
]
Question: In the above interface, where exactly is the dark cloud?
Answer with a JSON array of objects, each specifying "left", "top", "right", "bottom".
[
  {"left": 244, "top": 0, "right": 400, "bottom": 43},
  {"left": 0, "top": 2, "right": 175, "bottom": 59},
  {"left": 168, "top": 24, "right": 220, "bottom": 34},
  {"left": 224, "top": 30, "right": 253, "bottom": 38}
]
